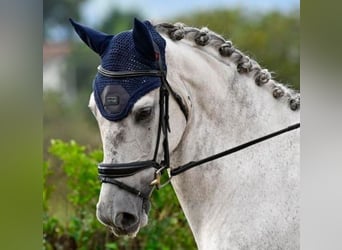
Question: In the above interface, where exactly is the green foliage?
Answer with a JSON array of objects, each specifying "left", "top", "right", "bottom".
[
  {"left": 100, "top": 9, "right": 142, "bottom": 35},
  {"left": 43, "top": 140, "right": 196, "bottom": 249},
  {"left": 44, "top": 140, "right": 106, "bottom": 250},
  {"left": 49, "top": 139, "right": 102, "bottom": 208},
  {"left": 43, "top": 161, "right": 53, "bottom": 212}
]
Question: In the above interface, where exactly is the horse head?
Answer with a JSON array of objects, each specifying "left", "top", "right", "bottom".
[{"left": 70, "top": 18, "right": 188, "bottom": 236}]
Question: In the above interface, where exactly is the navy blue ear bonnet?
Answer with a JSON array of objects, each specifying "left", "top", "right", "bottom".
[{"left": 70, "top": 18, "right": 166, "bottom": 121}]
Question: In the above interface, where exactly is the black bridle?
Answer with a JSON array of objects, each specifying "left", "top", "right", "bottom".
[{"left": 97, "top": 52, "right": 300, "bottom": 201}]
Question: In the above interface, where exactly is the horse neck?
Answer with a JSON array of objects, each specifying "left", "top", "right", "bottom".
[
  {"left": 166, "top": 40, "right": 300, "bottom": 248},
  {"left": 167, "top": 38, "right": 299, "bottom": 152}
]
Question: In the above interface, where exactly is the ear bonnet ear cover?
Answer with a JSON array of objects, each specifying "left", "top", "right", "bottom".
[{"left": 70, "top": 18, "right": 167, "bottom": 121}]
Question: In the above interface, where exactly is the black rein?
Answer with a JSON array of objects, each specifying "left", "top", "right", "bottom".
[{"left": 170, "top": 123, "right": 300, "bottom": 176}]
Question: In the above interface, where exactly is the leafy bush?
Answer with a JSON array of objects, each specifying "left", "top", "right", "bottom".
[{"left": 43, "top": 140, "right": 196, "bottom": 249}]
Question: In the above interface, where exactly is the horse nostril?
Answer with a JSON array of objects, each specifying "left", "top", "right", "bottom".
[{"left": 115, "top": 212, "right": 138, "bottom": 229}]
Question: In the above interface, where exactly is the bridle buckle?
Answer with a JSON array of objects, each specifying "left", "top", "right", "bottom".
[{"left": 150, "top": 166, "right": 172, "bottom": 189}]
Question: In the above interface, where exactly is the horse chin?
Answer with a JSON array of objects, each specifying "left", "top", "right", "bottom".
[
  {"left": 140, "top": 211, "right": 148, "bottom": 227},
  {"left": 111, "top": 226, "right": 140, "bottom": 238}
]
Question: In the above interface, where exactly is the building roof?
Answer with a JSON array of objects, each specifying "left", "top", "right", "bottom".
[{"left": 43, "top": 42, "right": 71, "bottom": 63}]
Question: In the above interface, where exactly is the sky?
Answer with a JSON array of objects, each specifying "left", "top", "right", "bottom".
[{"left": 81, "top": 0, "right": 300, "bottom": 26}]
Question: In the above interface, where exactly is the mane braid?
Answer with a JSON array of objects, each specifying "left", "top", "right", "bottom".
[{"left": 154, "top": 22, "right": 300, "bottom": 111}]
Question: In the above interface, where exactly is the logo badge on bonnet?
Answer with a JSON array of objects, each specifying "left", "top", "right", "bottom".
[
  {"left": 106, "top": 96, "right": 120, "bottom": 105},
  {"left": 101, "top": 85, "right": 129, "bottom": 115}
]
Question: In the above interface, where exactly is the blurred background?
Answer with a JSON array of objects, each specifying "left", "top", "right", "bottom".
[{"left": 43, "top": 0, "right": 299, "bottom": 249}]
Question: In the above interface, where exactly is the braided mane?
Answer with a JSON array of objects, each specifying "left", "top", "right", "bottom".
[{"left": 154, "top": 22, "right": 300, "bottom": 111}]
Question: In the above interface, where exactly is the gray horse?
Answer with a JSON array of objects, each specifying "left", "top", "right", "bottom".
[{"left": 71, "top": 18, "right": 300, "bottom": 249}]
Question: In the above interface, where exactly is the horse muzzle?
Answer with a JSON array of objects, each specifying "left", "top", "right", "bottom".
[
  {"left": 96, "top": 195, "right": 149, "bottom": 237},
  {"left": 112, "top": 211, "right": 141, "bottom": 237}
]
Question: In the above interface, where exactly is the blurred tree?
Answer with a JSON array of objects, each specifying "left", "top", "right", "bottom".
[
  {"left": 101, "top": 9, "right": 142, "bottom": 34},
  {"left": 44, "top": 0, "right": 87, "bottom": 40}
]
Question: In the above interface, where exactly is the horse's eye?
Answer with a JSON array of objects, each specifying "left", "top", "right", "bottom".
[{"left": 135, "top": 107, "right": 153, "bottom": 122}]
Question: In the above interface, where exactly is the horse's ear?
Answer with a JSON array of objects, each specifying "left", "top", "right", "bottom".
[
  {"left": 132, "top": 18, "right": 156, "bottom": 61},
  {"left": 69, "top": 18, "right": 113, "bottom": 56}
]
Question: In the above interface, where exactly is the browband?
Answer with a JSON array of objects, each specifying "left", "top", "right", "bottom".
[{"left": 97, "top": 65, "right": 163, "bottom": 78}]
